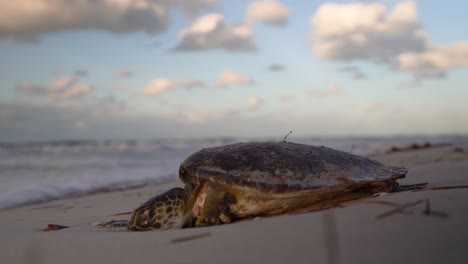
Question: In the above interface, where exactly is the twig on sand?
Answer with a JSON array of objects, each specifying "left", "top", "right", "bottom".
[
  {"left": 376, "top": 200, "right": 424, "bottom": 220},
  {"left": 343, "top": 200, "right": 398, "bottom": 207},
  {"left": 430, "top": 185, "right": 468, "bottom": 191},
  {"left": 106, "top": 211, "right": 133, "bottom": 216}
]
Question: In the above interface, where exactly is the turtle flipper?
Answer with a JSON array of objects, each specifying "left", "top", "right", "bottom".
[{"left": 196, "top": 183, "right": 233, "bottom": 227}]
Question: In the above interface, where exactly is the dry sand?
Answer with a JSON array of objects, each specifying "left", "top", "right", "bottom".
[{"left": 1, "top": 142, "right": 468, "bottom": 264}]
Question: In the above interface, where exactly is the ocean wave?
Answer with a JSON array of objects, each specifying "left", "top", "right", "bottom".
[{"left": 0, "top": 176, "right": 175, "bottom": 210}]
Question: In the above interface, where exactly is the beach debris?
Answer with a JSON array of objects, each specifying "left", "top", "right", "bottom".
[
  {"left": 397, "top": 182, "right": 428, "bottom": 192},
  {"left": 43, "top": 224, "right": 69, "bottom": 231},
  {"left": 376, "top": 200, "right": 424, "bottom": 220},
  {"left": 453, "top": 147, "right": 465, "bottom": 153},
  {"left": 386, "top": 142, "right": 449, "bottom": 154},
  {"left": 422, "top": 198, "right": 449, "bottom": 218},
  {"left": 171, "top": 232, "right": 211, "bottom": 244},
  {"left": 124, "top": 141, "right": 407, "bottom": 231}
]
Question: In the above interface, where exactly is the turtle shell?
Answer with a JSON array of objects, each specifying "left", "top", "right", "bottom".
[{"left": 179, "top": 142, "right": 407, "bottom": 193}]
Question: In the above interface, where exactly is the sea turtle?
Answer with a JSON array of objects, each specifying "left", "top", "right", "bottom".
[{"left": 126, "top": 141, "right": 407, "bottom": 231}]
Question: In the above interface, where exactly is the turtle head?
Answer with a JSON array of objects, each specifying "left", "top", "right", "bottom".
[{"left": 127, "top": 187, "right": 193, "bottom": 231}]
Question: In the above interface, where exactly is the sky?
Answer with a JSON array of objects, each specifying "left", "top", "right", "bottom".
[{"left": 0, "top": 0, "right": 467, "bottom": 142}]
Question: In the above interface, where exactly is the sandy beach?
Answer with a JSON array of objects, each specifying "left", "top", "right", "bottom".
[{"left": 1, "top": 142, "right": 468, "bottom": 264}]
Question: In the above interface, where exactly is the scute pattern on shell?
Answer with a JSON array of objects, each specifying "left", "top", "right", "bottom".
[{"left": 180, "top": 142, "right": 407, "bottom": 192}]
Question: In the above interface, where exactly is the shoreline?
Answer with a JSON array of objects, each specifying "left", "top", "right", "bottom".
[
  {"left": 1, "top": 142, "right": 468, "bottom": 263},
  {"left": 0, "top": 176, "right": 178, "bottom": 212}
]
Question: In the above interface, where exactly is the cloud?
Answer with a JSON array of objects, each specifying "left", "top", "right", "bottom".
[
  {"left": 310, "top": 1, "right": 468, "bottom": 79},
  {"left": 163, "top": 111, "right": 224, "bottom": 124},
  {"left": 0, "top": 99, "right": 139, "bottom": 142},
  {"left": 247, "top": 96, "right": 264, "bottom": 109},
  {"left": 340, "top": 65, "right": 366, "bottom": 79},
  {"left": 169, "top": 0, "right": 215, "bottom": 16},
  {"left": 0, "top": 0, "right": 213, "bottom": 42},
  {"left": 310, "top": 1, "right": 427, "bottom": 62},
  {"left": 267, "top": 63, "right": 285, "bottom": 72},
  {"left": 308, "top": 84, "right": 345, "bottom": 97},
  {"left": 143, "top": 70, "right": 252, "bottom": 96},
  {"left": 115, "top": 68, "right": 133, "bottom": 78},
  {"left": 217, "top": 70, "right": 254, "bottom": 88},
  {"left": 142, "top": 78, "right": 176, "bottom": 96},
  {"left": 17, "top": 76, "right": 93, "bottom": 100},
  {"left": 247, "top": 0, "right": 291, "bottom": 27},
  {"left": 74, "top": 69, "right": 88, "bottom": 77},
  {"left": 162, "top": 96, "right": 265, "bottom": 125},
  {"left": 142, "top": 78, "right": 204, "bottom": 96},
  {"left": 174, "top": 13, "right": 256, "bottom": 52},
  {"left": 397, "top": 42, "right": 468, "bottom": 79}
]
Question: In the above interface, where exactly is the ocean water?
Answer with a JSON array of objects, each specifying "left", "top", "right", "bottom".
[{"left": 0, "top": 135, "right": 465, "bottom": 210}]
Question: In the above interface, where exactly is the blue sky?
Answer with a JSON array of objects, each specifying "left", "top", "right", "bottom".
[{"left": 0, "top": 0, "right": 467, "bottom": 142}]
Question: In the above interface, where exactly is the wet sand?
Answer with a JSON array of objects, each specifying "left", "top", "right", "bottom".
[{"left": 1, "top": 142, "right": 468, "bottom": 264}]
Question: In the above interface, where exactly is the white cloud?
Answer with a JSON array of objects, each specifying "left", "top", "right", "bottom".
[
  {"left": 17, "top": 76, "right": 93, "bottom": 100},
  {"left": 308, "top": 84, "right": 345, "bottom": 97},
  {"left": 217, "top": 70, "right": 254, "bottom": 88},
  {"left": 174, "top": 13, "right": 256, "bottom": 51},
  {"left": 143, "top": 71, "right": 253, "bottom": 97},
  {"left": 310, "top": 1, "right": 468, "bottom": 79},
  {"left": 142, "top": 78, "right": 176, "bottom": 96},
  {"left": 0, "top": 0, "right": 212, "bottom": 42},
  {"left": 398, "top": 42, "right": 468, "bottom": 78},
  {"left": 142, "top": 78, "right": 204, "bottom": 96},
  {"left": 310, "top": 1, "right": 427, "bottom": 62},
  {"left": 247, "top": 0, "right": 291, "bottom": 27}
]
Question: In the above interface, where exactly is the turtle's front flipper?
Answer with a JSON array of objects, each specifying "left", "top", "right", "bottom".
[{"left": 196, "top": 183, "right": 234, "bottom": 227}]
